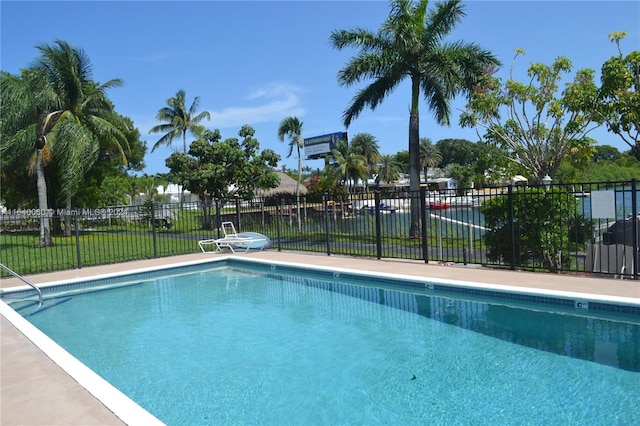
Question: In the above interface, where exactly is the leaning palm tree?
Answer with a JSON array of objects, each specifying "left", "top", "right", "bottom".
[
  {"left": 330, "top": 0, "right": 499, "bottom": 237},
  {"left": 34, "top": 40, "right": 130, "bottom": 236},
  {"left": 149, "top": 90, "right": 210, "bottom": 153},
  {"left": 419, "top": 137, "right": 441, "bottom": 183},
  {"left": 277, "top": 116, "right": 304, "bottom": 232}
]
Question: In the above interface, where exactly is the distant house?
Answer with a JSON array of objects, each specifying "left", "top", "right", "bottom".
[
  {"left": 429, "top": 177, "right": 458, "bottom": 192},
  {"left": 132, "top": 184, "right": 197, "bottom": 205},
  {"left": 511, "top": 175, "right": 528, "bottom": 185}
]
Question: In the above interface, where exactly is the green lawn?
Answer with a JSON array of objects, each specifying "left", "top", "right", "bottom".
[{"left": 0, "top": 230, "right": 201, "bottom": 276}]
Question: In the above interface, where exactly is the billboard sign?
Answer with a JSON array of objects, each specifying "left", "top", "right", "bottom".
[{"left": 303, "top": 132, "right": 347, "bottom": 159}]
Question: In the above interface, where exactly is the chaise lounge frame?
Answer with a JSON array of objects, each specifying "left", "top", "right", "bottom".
[{"left": 198, "top": 222, "right": 267, "bottom": 254}]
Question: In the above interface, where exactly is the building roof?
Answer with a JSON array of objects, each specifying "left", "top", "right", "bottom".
[{"left": 255, "top": 171, "right": 308, "bottom": 197}]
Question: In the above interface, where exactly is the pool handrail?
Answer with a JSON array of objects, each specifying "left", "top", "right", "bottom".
[{"left": 1, "top": 262, "right": 43, "bottom": 307}]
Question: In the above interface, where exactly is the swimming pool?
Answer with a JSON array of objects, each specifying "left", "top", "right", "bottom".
[{"left": 2, "top": 257, "right": 639, "bottom": 425}]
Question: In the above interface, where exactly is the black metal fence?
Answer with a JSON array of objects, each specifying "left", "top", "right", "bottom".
[{"left": 1, "top": 179, "right": 638, "bottom": 279}]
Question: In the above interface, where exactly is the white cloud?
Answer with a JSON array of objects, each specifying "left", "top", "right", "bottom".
[
  {"left": 364, "top": 115, "right": 406, "bottom": 124},
  {"left": 207, "top": 82, "right": 305, "bottom": 129}
]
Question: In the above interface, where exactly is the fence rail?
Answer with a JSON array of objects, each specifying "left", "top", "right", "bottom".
[{"left": 1, "top": 179, "right": 638, "bottom": 279}]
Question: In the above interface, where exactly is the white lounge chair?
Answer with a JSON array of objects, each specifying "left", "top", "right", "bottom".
[{"left": 198, "top": 222, "right": 268, "bottom": 254}]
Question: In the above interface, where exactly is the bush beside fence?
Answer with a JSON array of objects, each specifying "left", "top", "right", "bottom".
[{"left": 1, "top": 179, "right": 637, "bottom": 279}]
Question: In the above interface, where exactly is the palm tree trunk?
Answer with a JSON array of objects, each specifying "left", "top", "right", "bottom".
[
  {"left": 409, "top": 114, "right": 421, "bottom": 238},
  {"left": 408, "top": 76, "right": 422, "bottom": 239},
  {"left": 64, "top": 191, "right": 72, "bottom": 237},
  {"left": 36, "top": 147, "right": 53, "bottom": 247},
  {"left": 183, "top": 130, "right": 188, "bottom": 153}
]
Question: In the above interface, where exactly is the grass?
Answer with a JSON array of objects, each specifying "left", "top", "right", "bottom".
[
  {"left": 0, "top": 212, "right": 505, "bottom": 277},
  {"left": 0, "top": 230, "right": 199, "bottom": 276}
]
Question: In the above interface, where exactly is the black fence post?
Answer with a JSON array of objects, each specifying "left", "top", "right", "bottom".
[
  {"left": 375, "top": 191, "right": 382, "bottom": 259},
  {"left": 74, "top": 215, "right": 82, "bottom": 269},
  {"left": 631, "top": 178, "right": 638, "bottom": 280},
  {"left": 420, "top": 187, "right": 429, "bottom": 264},
  {"left": 215, "top": 199, "right": 221, "bottom": 238},
  {"left": 508, "top": 184, "right": 516, "bottom": 270},
  {"left": 235, "top": 197, "right": 241, "bottom": 231},
  {"left": 151, "top": 202, "right": 158, "bottom": 258},
  {"left": 324, "top": 194, "right": 331, "bottom": 256},
  {"left": 275, "top": 196, "right": 282, "bottom": 252}
]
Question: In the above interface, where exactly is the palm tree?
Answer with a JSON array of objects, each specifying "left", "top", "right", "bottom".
[
  {"left": 149, "top": 90, "right": 210, "bottom": 153},
  {"left": 349, "top": 133, "right": 381, "bottom": 184},
  {"left": 34, "top": 40, "right": 130, "bottom": 236},
  {"left": 277, "top": 116, "right": 304, "bottom": 232},
  {"left": 330, "top": 0, "right": 499, "bottom": 237},
  {"left": 377, "top": 154, "right": 402, "bottom": 185},
  {"left": 419, "top": 137, "right": 441, "bottom": 184},
  {"left": 1, "top": 68, "right": 56, "bottom": 246},
  {"left": 329, "top": 139, "right": 367, "bottom": 193}
]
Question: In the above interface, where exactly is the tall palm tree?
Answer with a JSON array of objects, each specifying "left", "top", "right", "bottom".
[
  {"left": 2, "top": 40, "right": 127, "bottom": 243},
  {"left": 149, "top": 90, "right": 210, "bottom": 153},
  {"left": 330, "top": 0, "right": 499, "bottom": 237},
  {"left": 35, "top": 40, "right": 130, "bottom": 236},
  {"left": 349, "top": 133, "right": 381, "bottom": 184},
  {"left": 1, "top": 68, "right": 56, "bottom": 246},
  {"left": 277, "top": 116, "right": 304, "bottom": 232},
  {"left": 419, "top": 137, "right": 441, "bottom": 183}
]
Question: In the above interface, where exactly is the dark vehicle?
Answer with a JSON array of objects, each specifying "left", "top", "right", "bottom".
[{"left": 602, "top": 215, "right": 640, "bottom": 246}]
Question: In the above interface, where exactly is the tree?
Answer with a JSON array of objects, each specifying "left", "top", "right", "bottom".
[
  {"left": 349, "top": 133, "right": 381, "bottom": 179},
  {"left": 277, "top": 116, "right": 304, "bottom": 232},
  {"left": 377, "top": 154, "right": 402, "bottom": 184},
  {"left": 327, "top": 139, "right": 368, "bottom": 193},
  {"left": 33, "top": 41, "right": 130, "bottom": 236},
  {"left": 573, "top": 152, "right": 640, "bottom": 182},
  {"left": 419, "top": 138, "right": 441, "bottom": 181},
  {"left": 471, "top": 140, "right": 511, "bottom": 186},
  {"left": 448, "top": 164, "right": 473, "bottom": 195},
  {"left": 331, "top": 0, "right": 499, "bottom": 237},
  {"left": 99, "top": 175, "right": 131, "bottom": 206},
  {"left": 593, "top": 145, "right": 622, "bottom": 163},
  {"left": 149, "top": 90, "right": 210, "bottom": 153},
  {"left": 435, "top": 138, "right": 475, "bottom": 167},
  {"left": 394, "top": 150, "right": 410, "bottom": 174},
  {"left": 0, "top": 68, "right": 55, "bottom": 246},
  {"left": 73, "top": 115, "right": 146, "bottom": 207},
  {"left": 166, "top": 125, "right": 280, "bottom": 229},
  {"left": 460, "top": 50, "right": 600, "bottom": 183},
  {"left": 592, "top": 32, "right": 640, "bottom": 159},
  {"left": 2, "top": 40, "right": 129, "bottom": 242}
]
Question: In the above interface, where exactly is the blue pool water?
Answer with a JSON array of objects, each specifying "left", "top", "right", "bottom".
[{"left": 7, "top": 263, "right": 640, "bottom": 425}]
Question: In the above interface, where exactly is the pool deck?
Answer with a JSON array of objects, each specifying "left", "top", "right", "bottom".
[{"left": 2, "top": 251, "right": 639, "bottom": 425}]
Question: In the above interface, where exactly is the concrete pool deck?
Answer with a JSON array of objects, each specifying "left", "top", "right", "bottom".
[{"left": 2, "top": 251, "right": 639, "bottom": 425}]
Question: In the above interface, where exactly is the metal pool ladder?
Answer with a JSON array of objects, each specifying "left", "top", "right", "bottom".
[{"left": 0, "top": 263, "right": 43, "bottom": 307}]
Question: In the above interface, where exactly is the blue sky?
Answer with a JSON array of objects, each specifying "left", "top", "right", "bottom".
[{"left": 2, "top": 1, "right": 639, "bottom": 176}]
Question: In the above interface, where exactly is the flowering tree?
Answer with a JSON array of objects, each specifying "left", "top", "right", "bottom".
[
  {"left": 592, "top": 32, "right": 640, "bottom": 159},
  {"left": 460, "top": 51, "right": 599, "bottom": 183}
]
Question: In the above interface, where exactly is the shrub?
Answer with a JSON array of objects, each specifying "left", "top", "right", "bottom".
[{"left": 482, "top": 188, "right": 578, "bottom": 272}]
